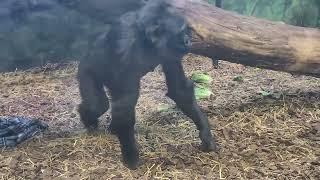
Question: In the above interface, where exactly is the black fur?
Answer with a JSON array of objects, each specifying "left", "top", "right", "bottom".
[{"left": 77, "top": 0, "right": 217, "bottom": 169}]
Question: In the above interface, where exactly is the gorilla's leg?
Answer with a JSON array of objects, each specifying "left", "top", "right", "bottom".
[
  {"left": 77, "top": 70, "right": 109, "bottom": 132},
  {"left": 162, "top": 61, "right": 218, "bottom": 152},
  {"left": 109, "top": 78, "right": 140, "bottom": 169}
]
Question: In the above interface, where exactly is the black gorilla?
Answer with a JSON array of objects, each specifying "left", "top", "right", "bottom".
[{"left": 77, "top": 0, "right": 217, "bottom": 169}]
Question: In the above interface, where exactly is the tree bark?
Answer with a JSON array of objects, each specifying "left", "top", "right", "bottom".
[{"left": 170, "top": 0, "right": 320, "bottom": 77}]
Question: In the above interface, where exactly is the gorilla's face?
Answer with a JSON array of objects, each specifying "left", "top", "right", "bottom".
[
  {"left": 145, "top": 12, "right": 192, "bottom": 56},
  {"left": 139, "top": 0, "right": 192, "bottom": 59},
  {"left": 161, "top": 17, "right": 192, "bottom": 53}
]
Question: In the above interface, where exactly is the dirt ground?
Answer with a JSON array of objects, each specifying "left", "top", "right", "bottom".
[{"left": 0, "top": 54, "right": 319, "bottom": 179}]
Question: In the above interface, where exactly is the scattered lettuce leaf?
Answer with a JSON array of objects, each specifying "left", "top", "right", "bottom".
[
  {"left": 191, "top": 72, "right": 213, "bottom": 84},
  {"left": 258, "top": 90, "right": 271, "bottom": 97},
  {"left": 233, "top": 76, "right": 244, "bottom": 82},
  {"left": 157, "top": 104, "right": 171, "bottom": 112},
  {"left": 194, "top": 86, "right": 213, "bottom": 100}
]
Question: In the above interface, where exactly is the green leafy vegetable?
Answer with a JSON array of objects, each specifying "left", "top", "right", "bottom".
[
  {"left": 191, "top": 71, "right": 213, "bottom": 100},
  {"left": 233, "top": 76, "right": 244, "bottom": 82},
  {"left": 258, "top": 90, "right": 271, "bottom": 97},
  {"left": 194, "top": 86, "right": 213, "bottom": 100},
  {"left": 191, "top": 72, "right": 213, "bottom": 84},
  {"left": 157, "top": 105, "right": 171, "bottom": 112}
]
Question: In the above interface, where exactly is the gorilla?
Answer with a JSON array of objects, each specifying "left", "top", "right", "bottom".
[{"left": 77, "top": 0, "right": 217, "bottom": 169}]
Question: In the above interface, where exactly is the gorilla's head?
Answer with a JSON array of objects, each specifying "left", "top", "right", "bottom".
[{"left": 137, "top": 0, "right": 192, "bottom": 57}]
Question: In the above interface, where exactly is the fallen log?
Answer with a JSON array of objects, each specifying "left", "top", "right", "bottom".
[{"left": 171, "top": 0, "right": 320, "bottom": 77}]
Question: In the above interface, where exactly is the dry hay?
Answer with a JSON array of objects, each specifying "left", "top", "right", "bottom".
[{"left": 0, "top": 54, "right": 319, "bottom": 179}]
